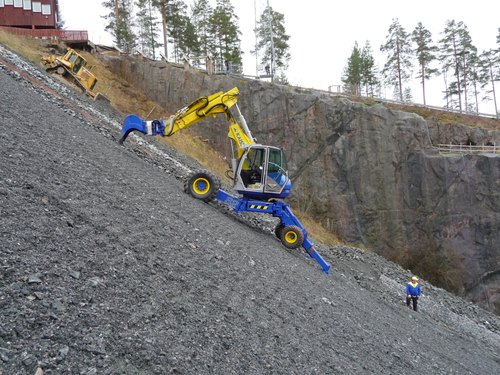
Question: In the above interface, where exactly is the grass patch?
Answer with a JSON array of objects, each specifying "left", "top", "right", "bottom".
[
  {"left": 294, "top": 212, "right": 343, "bottom": 247},
  {"left": 0, "top": 29, "right": 47, "bottom": 62}
]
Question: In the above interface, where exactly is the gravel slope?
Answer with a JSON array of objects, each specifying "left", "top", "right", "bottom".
[{"left": 0, "top": 45, "right": 499, "bottom": 375}]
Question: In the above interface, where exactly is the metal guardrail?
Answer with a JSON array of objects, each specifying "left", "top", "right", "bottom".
[{"left": 436, "top": 143, "right": 499, "bottom": 154}]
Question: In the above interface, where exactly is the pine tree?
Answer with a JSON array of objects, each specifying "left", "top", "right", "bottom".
[
  {"left": 102, "top": 0, "right": 136, "bottom": 54},
  {"left": 459, "top": 28, "right": 476, "bottom": 112},
  {"left": 136, "top": 0, "right": 162, "bottom": 59},
  {"left": 152, "top": 1, "right": 200, "bottom": 62},
  {"left": 254, "top": 5, "right": 290, "bottom": 80},
  {"left": 411, "top": 22, "right": 439, "bottom": 105},
  {"left": 208, "top": 0, "right": 242, "bottom": 73},
  {"left": 164, "top": 0, "right": 199, "bottom": 63},
  {"left": 438, "top": 20, "right": 476, "bottom": 112},
  {"left": 191, "top": 0, "right": 213, "bottom": 57},
  {"left": 403, "top": 87, "right": 413, "bottom": 103},
  {"left": 360, "top": 41, "right": 379, "bottom": 97},
  {"left": 479, "top": 49, "right": 499, "bottom": 117},
  {"left": 182, "top": 17, "right": 201, "bottom": 60},
  {"left": 275, "top": 71, "right": 289, "bottom": 85},
  {"left": 493, "top": 28, "right": 500, "bottom": 116},
  {"left": 341, "top": 42, "right": 362, "bottom": 96},
  {"left": 441, "top": 67, "right": 451, "bottom": 108},
  {"left": 465, "top": 48, "right": 483, "bottom": 112},
  {"left": 152, "top": 0, "right": 171, "bottom": 59},
  {"left": 380, "top": 18, "right": 413, "bottom": 101}
]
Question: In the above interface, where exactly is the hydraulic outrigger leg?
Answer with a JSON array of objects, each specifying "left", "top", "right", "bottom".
[{"left": 216, "top": 189, "right": 331, "bottom": 274}]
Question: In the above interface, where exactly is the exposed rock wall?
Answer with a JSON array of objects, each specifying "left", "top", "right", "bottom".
[{"left": 102, "top": 56, "right": 500, "bottom": 314}]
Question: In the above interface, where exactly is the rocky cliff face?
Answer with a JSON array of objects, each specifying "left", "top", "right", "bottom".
[{"left": 102, "top": 56, "right": 500, "bottom": 314}]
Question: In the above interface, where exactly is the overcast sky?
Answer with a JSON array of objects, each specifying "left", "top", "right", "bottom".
[{"left": 58, "top": 0, "right": 499, "bottom": 113}]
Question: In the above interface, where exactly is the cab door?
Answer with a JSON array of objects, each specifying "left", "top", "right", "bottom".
[
  {"left": 237, "top": 146, "right": 265, "bottom": 191},
  {"left": 235, "top": 145, "right": 291, "bottom": 199},
  {"left": 263, "top": 147, "right": 289, "bottom": 195}
]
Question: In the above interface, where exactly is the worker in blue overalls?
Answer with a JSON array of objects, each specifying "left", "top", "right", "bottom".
[{"left": 406, "top": 276, "right": 422, "bottom": 311}]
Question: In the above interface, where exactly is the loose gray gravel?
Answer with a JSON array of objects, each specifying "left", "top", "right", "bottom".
[{"left": 1, "top": 44, "right": 499, "bottom": 375}]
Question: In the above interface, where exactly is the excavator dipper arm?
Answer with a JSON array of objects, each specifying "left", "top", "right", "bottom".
[{"left": 119, "top": 88, "right": 246, "bottom": 144}]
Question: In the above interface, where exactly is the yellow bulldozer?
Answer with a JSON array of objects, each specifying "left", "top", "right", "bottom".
[{"left": 41, "top": 48, "right": 109, "bottom": 102}]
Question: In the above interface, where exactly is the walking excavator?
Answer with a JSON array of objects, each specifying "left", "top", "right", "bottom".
[{"left": 119, "top": 87, "right": 330, "bottom": 273}]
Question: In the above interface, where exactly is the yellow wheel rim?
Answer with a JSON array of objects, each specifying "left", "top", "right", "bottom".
[
  {"left": 193, "top": 177, "right": 210, "bottom": 195},
  {"left": 285, "top": 231, "right": 298, "bottom": 244}
]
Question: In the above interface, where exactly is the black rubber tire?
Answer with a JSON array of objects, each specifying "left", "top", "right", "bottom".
[
  {"left": 184, "top": 170, "right": 220, "bottom": 202},
  {"left": 274, "top": 223, "right": 285, "bottom": 239},
  {"left": 280, "top": 225, "right": 304, "bottom": 249}
]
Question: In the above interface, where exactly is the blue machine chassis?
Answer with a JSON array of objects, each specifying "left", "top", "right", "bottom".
[{"left": 216, "top": 189, "right": 331, "bottom": 273}]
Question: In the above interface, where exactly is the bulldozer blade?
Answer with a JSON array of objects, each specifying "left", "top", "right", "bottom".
[{"left": 94, "top": 92, "right": 111, "bottom": 103}]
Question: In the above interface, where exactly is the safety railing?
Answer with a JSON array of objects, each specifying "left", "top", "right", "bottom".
[
  {"left": 436, "top": 143, "right": 499, "bottom": 154},
  {"left": 0, "top": 26, "right": 88, "bottom": 42}
]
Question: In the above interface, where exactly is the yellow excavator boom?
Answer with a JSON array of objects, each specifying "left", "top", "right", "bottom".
[
  {"left": 165, "top": 88, "right": 239, "bottom": 135},
  {"left": 120, "top": 87, "right": 255, "bottom": 159}
]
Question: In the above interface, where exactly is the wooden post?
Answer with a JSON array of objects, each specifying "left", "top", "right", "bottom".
[
  {"left": 146, "top": 105, "right": 157, "bottom": 119},
  {"left": 206, "top": 56, "right": 214, "bottom": 75}
]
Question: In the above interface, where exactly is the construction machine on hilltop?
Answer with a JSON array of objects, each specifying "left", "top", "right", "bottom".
[
  {"left": 41, "top": 48, "right": 109, "bottom": 102},
  {"left": 119, "top": 87, "right": 330, "bottom": 274}
]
